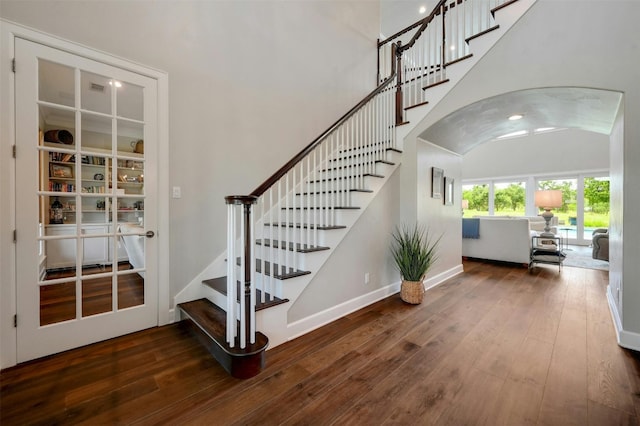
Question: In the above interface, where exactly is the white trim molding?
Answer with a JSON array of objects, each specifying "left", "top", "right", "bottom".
[
  {"left": 607, "top": 285, "right": 640, "bottom": 351},
  {"left": 286, "top": 264, "right": 464, "bottom": 343}
]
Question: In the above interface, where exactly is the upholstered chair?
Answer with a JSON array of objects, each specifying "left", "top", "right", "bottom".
[{"left": 592, "top": 228, "right": 609, "bottom": 261}]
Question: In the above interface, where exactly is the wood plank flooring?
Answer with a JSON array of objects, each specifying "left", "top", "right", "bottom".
[{"left": 2, "top": 260, "right": 640, "bottom": 425}]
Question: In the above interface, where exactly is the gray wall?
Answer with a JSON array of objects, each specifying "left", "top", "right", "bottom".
[
  {"left": 288, "top": 169, "right": 401, "bottom": 322},
  {"left": 0, "top": 1, "right": 380, "bottom": 301}
]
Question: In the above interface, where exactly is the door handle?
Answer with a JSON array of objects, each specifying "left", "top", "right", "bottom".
[{"left": 145, "top": 230, "right": 155, "bottom": 238}]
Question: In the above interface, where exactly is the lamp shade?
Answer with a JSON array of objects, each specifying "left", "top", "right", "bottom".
[
  {"left": 461, "top": 199, "right": 469, "bottom": 209},
  {"left": 534, "top": 190, "right": 562, "bottom": 209}
]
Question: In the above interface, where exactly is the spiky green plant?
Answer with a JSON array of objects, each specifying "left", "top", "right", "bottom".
[{"left": 391, "top": 225, "right": 440, "bottom": 282}]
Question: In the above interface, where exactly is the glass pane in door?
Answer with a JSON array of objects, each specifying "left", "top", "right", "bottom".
[
  {"left": 80, "top": 70, "right": 112, "bottom": 115},
  {"left": 583, "top": 176, "right": 610, "bottom": 239},
  {"left": 39, "top": 59, "right": 74, "bottom": 107},
  {"left": 82, "top": 275, "right": 112, "bottom": 317},
  {"left": 40, "top": 280, "right": 76, "bottom": 326}
]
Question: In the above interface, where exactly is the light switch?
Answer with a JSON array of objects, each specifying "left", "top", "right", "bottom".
[{"left": 172, "top": 186, "right": 181, "bottom": 199}]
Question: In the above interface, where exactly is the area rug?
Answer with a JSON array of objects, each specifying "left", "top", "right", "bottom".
[{"left": 563, "top": 245, "right": 609, "bottom": 271}]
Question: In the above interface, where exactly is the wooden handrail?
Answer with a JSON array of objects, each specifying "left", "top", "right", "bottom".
[
  {"left": 378, "top": 0, "right": 448, "bottom": 49},
  {"left": 397, "top": 0, "right": 447, "bottom": 54},
  {"left": 249, "top": 44, "right": 398, "bottom": 198}
]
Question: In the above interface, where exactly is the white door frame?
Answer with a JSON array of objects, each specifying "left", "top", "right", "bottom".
[{"left": 0, "top": 19, "right": 171, "bottom": 369}]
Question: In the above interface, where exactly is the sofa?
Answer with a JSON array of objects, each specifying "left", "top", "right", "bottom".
[
  {"left": 592, "top": 228, "right": 609, "bottom": 261},
  {"left": 462, "top": 217, "right": 534, "bottom": 264}
]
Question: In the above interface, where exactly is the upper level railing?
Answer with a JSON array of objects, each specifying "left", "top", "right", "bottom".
[
  {"left": 225, "top": 0, "right": 514, "bottom": 349},
  {"left": 381, "top": 0, "right": 515, "bottom": 117}
]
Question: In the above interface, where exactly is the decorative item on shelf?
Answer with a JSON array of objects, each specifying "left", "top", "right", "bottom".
[
  {"left": 50, "top": 163, "right": 73, "bottom": 178},
  {"left": 534, "top": 189, "right": 563, "bottom": 237},
  {"left": 131, "top": 139, "right": 144, "bottom": 154},
  {"left": 50, "top": 197, "right": 64, "bottom": 224},
  {"left": 93, "top": 173, "right": 104, "bottom": 181},
  {"left": 390, "top": 224, "right": 440, "bottom": 305},
  {"left": 44, "top": 129, "right": 74, "bottom": 145}
]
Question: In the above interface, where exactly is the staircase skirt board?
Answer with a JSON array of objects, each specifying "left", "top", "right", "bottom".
[{"left": 178, "top": 299, "right": 268, "bottom": 379}]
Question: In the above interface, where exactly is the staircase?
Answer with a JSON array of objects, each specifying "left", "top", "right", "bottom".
[{"left": 177, "top": 0, "right": 534, "bottom": 379}]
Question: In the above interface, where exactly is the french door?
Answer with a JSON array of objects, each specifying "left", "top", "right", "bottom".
[{"left": 15, "top": 38, "right": 158, "bottom": 362}]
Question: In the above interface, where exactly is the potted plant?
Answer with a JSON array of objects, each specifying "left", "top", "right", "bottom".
[{"left": 391, "top": 225, "right": 440, "bottom": 304}]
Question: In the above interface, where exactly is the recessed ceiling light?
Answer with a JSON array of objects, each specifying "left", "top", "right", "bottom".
[
  {"left": 419, "top": 6, "right": 427, "bottom": 14},
  {"left": 508, "top": 114, "right": 524, "bottom": 121},
  {"left": 450, "top": 45, "right": 456, "bottom": 51}
]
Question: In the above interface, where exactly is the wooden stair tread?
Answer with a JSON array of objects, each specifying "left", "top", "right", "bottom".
[
  {"left": 296, "top": 188, "right": 373, "bottom": 195},
  {"left": 281, "top": 206, "right": 360, "bottom": 210},
  {"left": 256, "top": 239, "right": 330, "bottom": 253},
  {"left": 309, "top": 173, "right": 384, "bottom": 183},
  {"left": 322, "top": 159, "right": 395, "bottom": 172},
  {"left": 178, "top": 298, "right": 269, "bottom": 379},
  {"left": 203, "top": 277, "right": 289, "bottom": 310},
  {"left": 423, "top": 78, "right": 450, "bottom": 91},
  {"left": 234, "top": 257, "right": 311, "bottom": 280},
  {"left": 177, "top": 299, "right": 268, "bottom": 356},
  {"left": 265, "top": 222, "right": 346, "bottom": 230},
  {"left": 466, "top": 25, "right": 499, "bottom": 44}
]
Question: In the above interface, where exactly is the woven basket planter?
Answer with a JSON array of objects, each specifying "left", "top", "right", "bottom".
[{"left": 400, "top": 279, "right": 425, "bottom": 304}]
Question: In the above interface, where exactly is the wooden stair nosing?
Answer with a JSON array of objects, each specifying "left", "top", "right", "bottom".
[
  {"left": 405, "top": 100, "right": 429, "bottom": 111},
  {"left": 445, "top": 53, "right": 473, "bottom": 68},
  {"left": 337, "top": 140, "right": 393, "bottom": 154},
  {"left": 422, "top": 78, "right": 450, "bottom": 91},
  {"left": 202, "top": 277, "right": 289, "bottom": 311},
  {"left": 322, "top": 159, "right": 395, "bottom": 173},
  {"left": 309, "top": 173, "right": 384, "bottom": 183},
  {"left": 256, "top": 239, "right": 330, "bottom": 253},
  {"left": 335, "top": 146, "right": 402, "bottom": 159},
  {"left": 234, "top": 257, "right": 312, "bottom": 280},
  {"left": 296, "top": 188, "right": 374, "bottom": 196},
  {"left": 178, "top": 298, "right": 268, "bottom": 379},
  {"left": 401, "top": 66, "right": 444, "bottom": 86},
  {"left": 265, "top": 222, "right": 346, "bottom": 231},
  {"left": 466, "top": 25, "right": 499, "bottom": 44},
  {"left": 281, "top": 206, "right": 360, "bottom": 211},
  {"left": 491, "top": 0, "right": 518, "bottom": 17}
]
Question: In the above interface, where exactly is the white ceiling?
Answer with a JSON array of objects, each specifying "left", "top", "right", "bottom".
[{"left": 418, "top": 87, "right": 623, "bottom": 155}]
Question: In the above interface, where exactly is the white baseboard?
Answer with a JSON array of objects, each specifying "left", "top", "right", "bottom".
[
  {"left": 425, "top": 264, "right": 464, "bottom": 291},
  {"left": 607, "top": 285, "right": 640, "bottom": 351},
  {"left": 286, "top": 263, "right": 463, "bottom": 342}
]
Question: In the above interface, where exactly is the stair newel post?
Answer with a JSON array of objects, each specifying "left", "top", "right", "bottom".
[
  {"left": 394, "top": 41, "right": 404, "bottom": 125},
  {"left": 225, "top": 195, "right": 258, "bottom": 349}
]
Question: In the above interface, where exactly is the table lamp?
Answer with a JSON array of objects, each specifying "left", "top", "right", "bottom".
[
  {"left": 534, "top": 189, "right": 562, "bottom": 237},
  {"left": 461, "top": 199, "right": 469, "bottom": 216}
]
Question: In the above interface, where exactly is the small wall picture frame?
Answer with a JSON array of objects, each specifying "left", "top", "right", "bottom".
[
  {"left": 444, "top": 176, "right": 454, "bottom": 206},
  {"left": 431, "top": 167, "right": 444, "bottom": 199},
  {"left": 50, "top": 163, "right": 73, "bottom": 179}
]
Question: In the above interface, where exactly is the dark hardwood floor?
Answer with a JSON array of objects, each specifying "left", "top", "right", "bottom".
[{"left": 2, "top": 260, "right": 639, "bottom": 425}]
